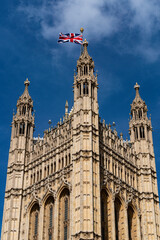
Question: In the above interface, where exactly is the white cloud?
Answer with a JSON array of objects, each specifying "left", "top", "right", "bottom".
[{"left": 18, "top": 0, "right": 160, "bottom": 61}]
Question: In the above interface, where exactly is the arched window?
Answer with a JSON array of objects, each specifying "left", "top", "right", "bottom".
[
  {"left": 79, "top": 83, "right": 81, "bottom": 96},
  {"left": 37, "top": 171, "right": 39, "bottom": 182},
  {"left": 43, "top": 196, "right": 54, "bottom": 240},
  {"left": 62, "top": 158, "right": 64, "bottom": 168},
  {"left": 115, "top": 198, "right": 124, "bottom": 240},
  {"left": 65, "top": 156, "right": 68, "bottom": 166},
  {"left": 59, "top": 159, "right": 61, "bottom": 170},
  {"left": 128, "top": 205, "right": 137, "bottom": 240},
  {"left": 77, "top": 83, "right": 81, "bottom": 96},
  {"left": 83, "top": 82, "right": 88, "bottom": 95},
  {"left": 29, "top": 203, "right": 40, "bottom": 240},
  {"left": 59, "top": 189, "right": 70, "bottom": 240},
  {"left": 134, "top": 111, "right": 137, "bottom": 120},
  {"left": 51, "top": 163, "right": 53, "bottom": 174},
  {"left": 139, "top": 110, "right": 142, "bottom": 119},
  {"left": 134, "top": 127, "right": 138, "bottom": 140},
  {"left": 54, "top": 162, "right": 56, "bottom": 172},
  {"left": 101, "top": 190, "right": 109, "bottom": 240},
  {"left": 84, "top": 65, "right": 88, "bottom": 75},
  {"left": 44, "top": 167, "right": 47, "bottom": 178},
  {"left": 91, "top": 84, "right": 94, "bottom": 98},
  {"left": 140, "top": 126, "right": 145, "bottom": 139},
  {"left": 33, "top": 173, "right": 35, "bottom": 183},
  {"left": 19, "top": 122, "right": 25, "bottom": 135},
  {"left": 27, "top": 124, "right": 30, "bottom": 137},
  {"left": 115, "top": 165, "right": 117, "bottom": 177},
  {"left": 22, "top": 106, "right": 26, "bottom": 115},
  {"left": 30, "top": 174, "right": 32, "bottom": 185},
  {"left": 40, "top": 169, "right": 42, "bottom": 180},
  {"left": 68, "top": 154, "right": 71, "bottom": 164}
]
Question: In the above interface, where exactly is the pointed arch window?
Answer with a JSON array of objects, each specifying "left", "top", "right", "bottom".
[
  {"left": 83, "top": 82, "right": 88, "bottom": 95},
  {"left": 62, "top": 158, "right": 64, "bottom": 168},
  {"left": 54, "top": 162, "right": 56, "bottom": 172},
  {"left": 68, "top": 153, "right": 71, "bottom": 164},
  {"left": 29, "top": 203, "right": 40, "bottom": 240},
  {"left": 77, "top": 83, "right": 81, "bottom": 96},
  {"left": 115, "top": 206, "right": 119, "bottom": 240},
  {"left": 101, "top": 190, "right": 109, "bottom": 240},
  {"left": 51, "top": 163, "right": 53, "bottom": 174},
  {"left": 27, "top": 124, "right": 30, "bottom": 137},
  {"left": 84, "top": 65, "right": 88, "bottom": 75},
  {"left": 127, "top": 205, "right": 137, "bottom": 240},
  {"left": 43, "top": 196, "right": 54, "bottom": 240},
  {"left": 34, "top": 212, "right": 38, "bottom": 236},
  {"left": 59, "top": 189, "right": 70, "bottom": 240},
  {"left": 22, "top": 106, "right": 26, "bottom": 115},
  {"left": 44, "top": 167, "right": 47, "bottom": 178},
  {"left": 140, "top": 126, "right": 145, "bottom": 139},
  {"left": 115, "top": 199, "right": 120, "bottom": 240},
  {"left": 134, "top": 127, "right": 138, "bottom": 140},
  {"left": 19, "top": 122, "right": 25, "bottom": 135},
  {"left": 139, "top": 110, "right": 142, "bottom": 119},
  {"left": 115, "top": 198, "right": 125, "bottom": 240},
  {"left": 47, "top": 165, "right": 50, "bottom": 176}
]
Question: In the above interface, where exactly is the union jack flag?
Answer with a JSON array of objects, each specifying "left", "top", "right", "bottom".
[{"left": 58, "top": 33, "right": 83, "bottom": 45}]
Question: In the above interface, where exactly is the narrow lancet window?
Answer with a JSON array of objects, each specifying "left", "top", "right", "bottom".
[
  {"left": 34, "top": 212, "right": 38, "bottom": 236},
  {"left": 29, "top": 204, "right": 40, "bottom": 240},
  {"left": 128, "top": 205, "right": 137, "bottom": 240},
  {"left": 134, "top": 127, "right": 138, "bottom": 140},
  {"left": 22, "top": 106, "right": 26, "bottom": 115},
  {"left": 43, "top": 197, "right": 54, "bottom": 240},
  {"left": 59, "top": 189, "right": 70, "bottom": 240},
  {"left": 19, "top": 122, "right": 25, "bottom": 135},
  {"left": 140, "top": 126, "right": 145, "bottom": 139},
  {"left": 139, "top": 110, "right": 142, "bottom": 119},
  {"left": 101, "top": 190, "right": 109, "bottom": 240}
]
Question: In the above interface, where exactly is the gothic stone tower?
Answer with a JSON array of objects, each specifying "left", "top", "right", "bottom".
[
  {"left": 1, "top": 79, "right": 34, "bottom": 240},
  {"left": 1, "top": 41, "right": 160, "bottom": 240}
]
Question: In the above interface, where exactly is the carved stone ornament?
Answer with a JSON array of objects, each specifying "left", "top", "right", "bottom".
[{"left": 24, "top": 185, "right": 42, "bottom": 216}]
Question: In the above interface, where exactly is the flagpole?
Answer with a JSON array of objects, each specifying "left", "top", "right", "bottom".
[{"left": 80, "top": 27, "right": 84, "bottom": 55}]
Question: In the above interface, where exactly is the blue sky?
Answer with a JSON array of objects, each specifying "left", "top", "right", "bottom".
[{"left": 1, "top": 0, "right": 160, "bottom": 231}]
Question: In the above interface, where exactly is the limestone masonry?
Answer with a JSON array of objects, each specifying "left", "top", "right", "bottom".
[{"left": 1, "top": 40, "right": 160, "bottom": 240}]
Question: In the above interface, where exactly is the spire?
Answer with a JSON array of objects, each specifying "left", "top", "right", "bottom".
[
  {"left": 132, "top": 82, "right": 145, "bottom": 106},
  {"left": 21, "top": 78, "right": 31, "bottom": 99},
  {"left": 82, "top": 39, "right": 89, "bottom": 57},
  {"left": 129, "top": 83, "right": 149, "bottom": 142},
  {"left": 76, "top": 39, "right": 95, "bottom": 77},
  {"left": 17, "top": 78, "right": 33, "bottom": 106},
  {"left": 131, "top": 83, "right": 147, "bottom": 117},
  {"left": 134, "top": 82, "right": 141, "bottom": 100},
  {"left": 134, "top": 82, "right": 140, "bottom": 95},
  {"left": 16, "top": 78, "right": 33, "bottom": 120},
  {"left": 65, "top": 100, "right": 68, "bottom": 118}
]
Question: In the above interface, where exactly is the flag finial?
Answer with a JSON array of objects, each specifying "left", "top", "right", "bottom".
[{"left": 80, "top": 28, "right": 84, "bottom": 34}]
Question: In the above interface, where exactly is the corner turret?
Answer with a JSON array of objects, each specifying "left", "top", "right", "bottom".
[
  {"left": 11, "top": 79, "right": 34, "bottom": 153},
  {"left": 1, "top": 79, "right": 35, "bottom": 240},
  {"left": 129, "top": 83, "right": 151, "bottom": 144}
]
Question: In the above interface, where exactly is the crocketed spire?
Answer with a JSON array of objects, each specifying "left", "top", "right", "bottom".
[
  {"left": 131, "top": 83, "right": 147, "bottom": 118},
  {"left": 17, "top": 78, "right": 32, "bottom": 104},
  {"left": 76, "top": 39, "right": 95, "bottom": 77},
  {"left": 16, "top": 78, "right": 33, "bottom": 119}
]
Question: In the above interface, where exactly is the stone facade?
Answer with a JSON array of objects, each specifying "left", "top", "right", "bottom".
[{"left": 1, "top": 40, "right": 160, "bottom": 240}]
